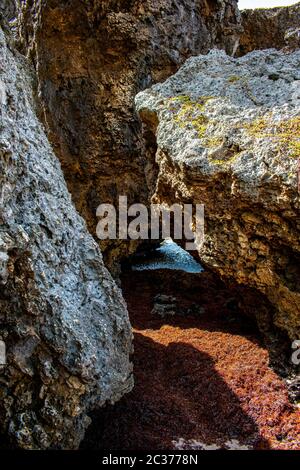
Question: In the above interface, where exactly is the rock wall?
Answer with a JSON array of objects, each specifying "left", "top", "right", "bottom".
[
  {"left": 136, "top": 49, "right": 300, "bottom": 341},
  {"left": 0, "top": 25, "right": 133, "bottom": 449},
  {"left": 3, "top": 0, "right": 299, "bottom": 450},
  {"left": 16, "top": 0, "right": 242, "bottom": 271},
  {"left": 239, "top": 2, "right": 300, "bottom": 55},
  {"left": 0, "top": 0, "right": 16, "bottom": 24}
]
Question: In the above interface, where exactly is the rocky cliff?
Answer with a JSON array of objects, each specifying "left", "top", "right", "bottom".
[
  {"left": 0, "top": 0, "right": 245, "bottom": 450},
  {"left": 1, "top": 0, "right": 300, "bottom": 451},
  {"left": 0, "top": 25, "right": 132, "bottom": 449},
  {"left": 239, "top": 2, "right": 300, "bottom": 55},
  {"left": 16, "top": 0, "right": 242, "bottom": 271},
  {"left": 136, "top": 49, "right": 300, "bottom": 341}
]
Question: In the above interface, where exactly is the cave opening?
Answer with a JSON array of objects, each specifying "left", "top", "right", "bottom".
[{"left": 82, "top": 240, "right": 299, "bottom": 450}]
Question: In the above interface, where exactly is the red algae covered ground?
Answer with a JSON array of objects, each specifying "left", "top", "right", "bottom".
[{"left": 83, "top": 270, "right": 300, "bottom": 450}]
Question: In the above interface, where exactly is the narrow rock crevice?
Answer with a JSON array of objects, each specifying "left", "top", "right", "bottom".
[{"left": 1, "top": 0, "right": 299, "bottom": 451}]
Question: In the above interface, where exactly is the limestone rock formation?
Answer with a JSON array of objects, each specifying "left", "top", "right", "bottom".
[
  {"left": 136, "top": 49, "right": 300, "bottom": 340},
  {"left": 16, "top": 0, "right": 242, "bottom": 271},
  {"left": 0, "top": 26, "right": 133, "bottom": 449},
  {"left": 239, "top": 2, "right": 300, "bottom": 55}
]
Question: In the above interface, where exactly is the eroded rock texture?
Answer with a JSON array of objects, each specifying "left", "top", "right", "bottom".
[
  {"left": 0, "top": 0, "right": 16, "bottom": 24},
  {"left": 239, "top": 2, "right": 300, "bottom": 55},
  {"left": 136, "top": 49, "right": 300, "bottom": 341},
  {"left": 0, "top": 26, "right": 133, "bottom": 449},
  {"left": 16, "top": 0, "right": 242, "bottom": 270}
]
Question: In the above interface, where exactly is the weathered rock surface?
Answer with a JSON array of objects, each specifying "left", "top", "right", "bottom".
[
  {"left": 136, "top": 49, "right": 300, "bottom": 340},
  {"left": 16, "top": 0, "right": 242, "bottom": 271},
  {"left": 0, "top": 26, "right": 133, "bottom": 449},
  {"left": 0, "top": 0, "right": 16, "bottom": 24},
  {"left": 239, "top": 2, "right": 300, "bottom": 55}
]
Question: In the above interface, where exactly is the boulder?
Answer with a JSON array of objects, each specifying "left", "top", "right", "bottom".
[
  {"left": 136, "top": 49, "right": 300, "bottom": 340},
  {"left": 0, "top": 26, "right": 133, "bottom": 449}
]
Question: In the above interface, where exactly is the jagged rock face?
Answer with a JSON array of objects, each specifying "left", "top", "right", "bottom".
[
  {"left": 239, "top": 3, "right": 300, "bottom": 55},
  {"left": 16, "top": 0, "right": 242, "bottom": 271},
  {"left": 0, "top": 0, "right": 16, "bottom": 23},
  {"left": 136, "top": 49, "right": 300, "bottom": 341},
  {"left": 0, "top": 27, "right": 133, "bottom": 449}
]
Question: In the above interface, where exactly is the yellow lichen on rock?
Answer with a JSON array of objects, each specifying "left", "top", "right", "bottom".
[
  {"left": 245, "top": 115, "right": 300, "bottom": 158},
  {"left": 167, "top": 95, "right": 214, "bottom": 139},
  {"left": 227, "top": 75, "right": 241, "bottom": 83}
]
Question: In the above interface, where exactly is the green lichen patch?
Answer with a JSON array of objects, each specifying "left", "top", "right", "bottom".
[
  {"left": 168, "top": 95, "right": 191, "bottom": 104},
  {"left": 166, "top": 95, "right": 214, "bottom": 139},
  {"left": 208, "top": 152, "right": 242, "bottom": 166},
  {"left": 227, "top": 75, "right": 241, "bottom": 83},
  {"left": 245, "top": 115, "right": 300, "bottom": 158},
  {"left": 203, "top": 136, "right": 224, "bottom": 148}
]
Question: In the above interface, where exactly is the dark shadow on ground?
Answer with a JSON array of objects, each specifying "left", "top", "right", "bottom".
[
  {"left": 122, "top": 269, "right": 263, "bottom": 341},
  {"left": 82, "top": 268, "right": 300, "bottom": 450},
  {"left": 123, "top": 268, "right": 293, "bottom": 378},
  {"left": 82, "top": 334, "right": 269, "bottom": 450}
]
